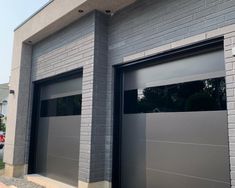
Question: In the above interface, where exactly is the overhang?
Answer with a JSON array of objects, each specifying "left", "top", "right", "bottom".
[{"left": 15, "top": 0, "right": 136, "bottom": 44}]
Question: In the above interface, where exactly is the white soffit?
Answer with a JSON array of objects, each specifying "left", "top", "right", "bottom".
[{"left": 15, "top": 0, "right": 136, "bottom": 44}]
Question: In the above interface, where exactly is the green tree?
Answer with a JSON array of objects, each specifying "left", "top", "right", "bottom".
[{"left": 0, "top": 117, "right": 6, "bottom": 132}]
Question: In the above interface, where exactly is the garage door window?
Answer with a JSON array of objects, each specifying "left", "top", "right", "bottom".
[
  {"left": 40, "top": 94, "right": 82, "bottom": 117},
  {"left": 124, "top": 77, "right": 226, "bottom": 114}
]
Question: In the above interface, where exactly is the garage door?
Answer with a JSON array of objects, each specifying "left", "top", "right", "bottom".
[
  {"left": 120, "top": 50, "right": 230, "bottom": 188},
  {"left": 34, "top": 75, "right": 82, "bottom": 186}
]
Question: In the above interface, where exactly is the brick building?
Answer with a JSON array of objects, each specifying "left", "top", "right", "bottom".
[{"left": 5, "top": 0, "right": 235, "bottom": 188}]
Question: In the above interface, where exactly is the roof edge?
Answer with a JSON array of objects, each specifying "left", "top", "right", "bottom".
[{"left": 14, "top": 0, "right": 54, "bottom": 31}]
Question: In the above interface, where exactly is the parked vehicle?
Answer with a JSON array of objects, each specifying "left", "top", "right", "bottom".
[{"left": 0, "top": 131, "right": 5, "bottom": 149}]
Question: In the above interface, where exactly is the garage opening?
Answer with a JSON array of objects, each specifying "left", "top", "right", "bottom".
[
  {"left": 113, "top": 39, "right": 230, "bottom": 188},
  {"left": 29, "top": 71, "right": 82, "bottom": 186}
]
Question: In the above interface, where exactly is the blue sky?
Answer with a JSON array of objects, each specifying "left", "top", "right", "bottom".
[{"left": 0, "top": 0, "right": 49, "bottom": 84}]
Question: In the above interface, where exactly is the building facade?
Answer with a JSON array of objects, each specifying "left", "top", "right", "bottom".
[
  {"left": 0, "top": 83, "right": 9, "bottom": 118},
  {"left": 5, "top": 0, "right": 235, "bottom": 188}
]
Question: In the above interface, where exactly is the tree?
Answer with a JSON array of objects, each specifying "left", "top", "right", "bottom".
[{"left": 0, "top": 116, "right": 6, "bottom": 132}]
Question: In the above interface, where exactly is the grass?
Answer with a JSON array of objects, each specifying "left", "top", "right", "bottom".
[{"left": 0, "top": 159, "right": 5, "bottom": 170}]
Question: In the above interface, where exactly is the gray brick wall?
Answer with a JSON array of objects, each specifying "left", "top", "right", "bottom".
[
  {"left": 32, "top": 13, "right": 95, "bottom": 81},
  {"left": 79, "top": 62, "right": 94, "bottom": 182},
  {"left": 224, "top": 34, "right": 235, "bottom": 188},
  {"left": 108, "top": 0, "right": 235, "bottom": 65}
]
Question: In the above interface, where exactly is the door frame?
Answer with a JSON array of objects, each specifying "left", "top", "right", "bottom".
[
  {"left": 28, "top": 68, "right": 83, "bottom": 174},
  {"left": 112, "top": 37, "right": 224, "bottom": 188}
]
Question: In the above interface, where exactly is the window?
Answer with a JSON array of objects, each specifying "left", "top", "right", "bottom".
[
  {"left": 124, "top": 77, "right": 226, "bottom": 114},
  {"left": 40, "top": 94, "right": 82, "bottom": 117}
]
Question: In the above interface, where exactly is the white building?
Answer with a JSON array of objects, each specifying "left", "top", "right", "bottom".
[{"left": 0, "top": 83, "right": 9, "bottom": 117}]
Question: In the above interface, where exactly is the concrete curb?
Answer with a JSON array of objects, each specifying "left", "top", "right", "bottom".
[{"left": 0, "top": 182, "right": 17, "bottom": 188}]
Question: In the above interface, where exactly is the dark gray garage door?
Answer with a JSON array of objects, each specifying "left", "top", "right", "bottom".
[
  {"left": 121, "top": 50, "right": 230, "bottom": 188},
  {"left": 35, "top": 76, "right": 82, "bottom": 186}
]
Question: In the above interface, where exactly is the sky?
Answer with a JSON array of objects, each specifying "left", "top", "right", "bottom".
[{"left": 0, "top": 0, "right": 49, "bottom": 84}]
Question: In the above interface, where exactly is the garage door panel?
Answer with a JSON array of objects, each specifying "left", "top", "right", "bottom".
[
  {"left": 36, "top": 118, "right": 50, "bottom": 175},
  {"left": 40, "top": 77, "right": 82, "bottom": 100},
  {"left": 37, "top": 118, "right": 50, "bottom": 147},
  {"left": 122, "top": 115, "right": 146, "bottom": 165},
  {"left": 124, "top": 50, "right": 225, "bottom": 90},
  {"left": 47, "top": 116, "right": 80, "bottom": 160},
  {"left": 35, "top": 155, "right": 47, "bottom": 176},
  {"left": 147, "top": 141, "right": 230, "bottom": 183},
  {"left": 121, "top": 165, "right": 146, "bottom": 188},
  {"left": 47, "top": 155, "right": 78, "bottom": 186},
  {"left": 146, "top": 169, "right": 230, "bottom": 188},
  {"left": 47, "top": 136, "right": 80, "bottom": 160},
  {"left": 146, "top": 111, "right": 229, "bottom": 145},
  {"left": 48, "top": 116, "right": 81, "bottom": 137},
  {"left": 122, "top": 114, "right": 146, "bottom": 140},
  {"left": 121, "top": 113, "right": 230, "bottom": 187}
]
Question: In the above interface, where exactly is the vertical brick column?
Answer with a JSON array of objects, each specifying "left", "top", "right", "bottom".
[
  {"left": 90, "top": 11, "right": 108, "bottom": 182},
  {"left": 78, "top": 14, "right": 96, "bottom": 184},
  {"left": 79, "top": 62, "right": 94, "bottom": 182},
  {"left": 224, "top": 33, "right": 235, "bottom": 188},
  {"left": 78, "top": 11, "right": 110, "bottom": 188}
]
